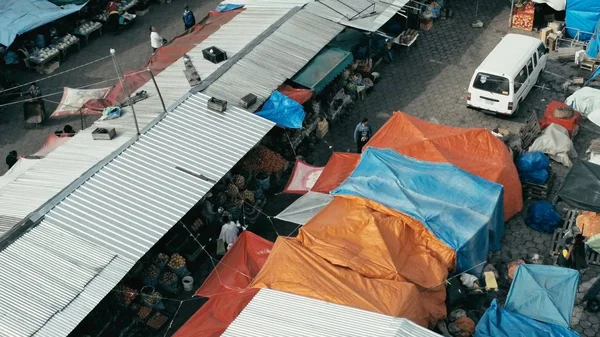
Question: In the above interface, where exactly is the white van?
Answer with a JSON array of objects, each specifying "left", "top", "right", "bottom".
[{"left": 467, "top": 33, "right": 549, "bottom": 115}]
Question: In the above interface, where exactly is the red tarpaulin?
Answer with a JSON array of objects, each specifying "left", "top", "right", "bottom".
[
  {"left": 283, "top": 159, "right": 324, "bottom": 194},
  {"left": 173, "top": 289, "right": 258, "bottom": 337},
  {"left": 311, "top": 112, "right": 522, "bottom": 220},
  {"left": 105, "top": 9, "right": 243, "bottom": 105},
  {"left": 540, "top": 101, "right": 582, "bottom": 137},
  {"left": 195, "top": 231, "right": 273, "bottom": 298},
  {"left": 311, "top": 152, "right": 359, "bottom": 194},
  {"left": 278, "top": 84, "right": 313, "bottom": 104}
]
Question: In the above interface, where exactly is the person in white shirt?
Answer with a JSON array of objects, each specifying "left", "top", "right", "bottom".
[
  {"left": 218, "top": 214, "right": 239, "bottom": 248},
  {"left": 149, "top": 26, "right": 165, "bottom": 53}
]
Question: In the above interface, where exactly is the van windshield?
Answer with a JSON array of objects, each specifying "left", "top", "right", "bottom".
[{"left": 472, "top": 73, "right": 510, "bottom": 96}]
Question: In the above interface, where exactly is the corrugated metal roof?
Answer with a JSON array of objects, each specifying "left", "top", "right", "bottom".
[
  {"left": 0, "top": 93, "right": 274, "bottom": 336},
  {"left": 303, "top": 0, "right": 409, "bottom": 32},
  {"left": 0, "top": 5, "right": 295, "bottom": 238},
  {"left": 222, "top": 289, "right": 443, "bottom": 337},
  {"left": 0, "top": 224, "right": 133, "bottom": 337},
  {"left": 202, "top": 10, "right": 344, "bottom": 111}
]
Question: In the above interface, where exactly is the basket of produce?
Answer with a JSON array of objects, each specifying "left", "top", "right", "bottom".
[
  {"left": 159, "top": 272, "right": 180, "bottom": 294},
  {"left": 168, "top": 253, "right": 191, "bottom": 277},
  {"left": 140, "top": 286, "right": 165, "bottom": 310},
  {"left": 136, "top": 305, "right": 153, "bottom": 322},
  {"left": 233, "top": 174, "right": 246, "bottom": 190},
  {"left": 142, "top": 264, "right": 161, "bottom": 286},
  {"left": 147, "top": 312, "right": 169, "bottom": 330},
  {"left": 153, "top": 253, "right": 169, "bottom": 270},
  {"left": 114, "top": 285, "right": 138, "bottom": 307}
]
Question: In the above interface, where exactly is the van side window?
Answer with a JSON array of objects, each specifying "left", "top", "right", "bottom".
[
  {"left": 533, "top": 52, "right": 538, "bottom": 67},
  {"left": 537, "top": 43, "right": 546, "bottom": 57},
  {"left": 527, "top": 59, "right": 533, "bottom": 75},
  {"left": 514, "top": 66, "right": 528, "bottom": 91}
]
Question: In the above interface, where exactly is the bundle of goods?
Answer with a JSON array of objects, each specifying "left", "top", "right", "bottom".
[
  {"left": 142, "top": 264, "right": 161, "bottom": 286},
  {"left": 153, "top": 253, "right": 169, "bottom": 270},
  {"left": 74, "top": 21, "right": 102, "bottom": 35},
  {"left": 511, "top": 1, "right": 534, "bottom": 31},
  {"left": 525, "top": 200, "right": 561, "bottom": 233},
  {"left": 29, "top": 48, "right": 59, "bottom": 63},
  {"left": 400, "top": 29, "right": 418, "bottom": 44},
  {"left": 147, "top": 312, "right": 169, "bottom": 330},
  {"left": 141, "top": 287, "right": 165, "bottom": 310},
  {"left": 55, "top": 34, "right": 79, "bottom": 51},
  {"left": 159, "top": 272, "right": 180, "bottom": 294},
  {"left": 233, "top": 174, "right": 246, "bottom": 190},
  {"left": 540, "top": 101, "right": 582, "bottom": 138},
  {"left": 517, "top": 152, "right": 550, "bottom": 185},
  {"left": 226, "top": 183, "right": 240, "bottom": 200},
  {"left": 114, "top": 285, "right": 137, "bottom": 306},
  {"left": 190, "top": 218, "right": 204, "bottom": 232},
  {"left": 168, "top": 253, "right": 190, "bottom": 277}
]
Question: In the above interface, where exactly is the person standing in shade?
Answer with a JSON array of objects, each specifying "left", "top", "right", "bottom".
[
  {"left": 28, "top": 82, "right": 46, "bottom": 117},
  {"left": 354, "top": 117, "right": 372, "bottom": 153},
  {"left": 183, "top": 5, "right": 196, "bottom": 31},
  {"left": 149, "top": 26, "right": 165, "bottom": 53},
  {"left": 5, "top": 150, "right": 17, "bottom": 170}
]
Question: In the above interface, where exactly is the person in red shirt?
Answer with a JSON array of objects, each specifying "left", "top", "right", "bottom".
[{"left": 107, "top": 1, "right": 119, "bottom": 13}]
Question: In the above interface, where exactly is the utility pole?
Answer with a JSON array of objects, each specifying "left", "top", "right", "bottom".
[
  {"left": 148, "top": 68, "right": 167, "bottom": 115},
  {"left": 110, "top": 48, "right": 140, "bottom": 136}
]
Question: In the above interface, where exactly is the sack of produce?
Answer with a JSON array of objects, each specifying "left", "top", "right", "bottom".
[
  {"left": 168, "top": 253, "right": 190, "bottom": 277},
  {"left": 114, "top": 285, "right": 137, "bottom": 306},
  {"left": 159, "top": 271, "right": 180, "bottom": 294},
  {"left": 153, "top": 253, "right": 169, "bottom": 270},
  {"left": 142, "top": 264, "right": 160, "bottom": 286},
  {"left": 140, "top": 287, "right": 165, "bottom": 311}
]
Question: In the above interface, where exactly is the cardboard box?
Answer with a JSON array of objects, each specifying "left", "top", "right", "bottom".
[{"left": 540, "top": 27, "right": 552, "bottom": 45}]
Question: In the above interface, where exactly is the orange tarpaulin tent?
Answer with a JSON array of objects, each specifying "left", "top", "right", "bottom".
[
  {"left": 311, "top": 152, "right": 359, "bottom": 194},
  {"left": 249, "top": 237, "right": 430, "bottom": 327},
  {"left": 297, "top": 196, "right": 455, "bottom": 323},
  {"left": 173, "top": 289, "right": 258, "bottom": 337},
  {"left": 312, "top": 112, "right": 522, "bottom": 220},
  {"left": 195, "top": 231, "right": 273, "bottom": 298}
]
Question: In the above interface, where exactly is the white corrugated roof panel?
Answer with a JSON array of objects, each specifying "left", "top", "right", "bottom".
[
  {"left": 222, "top": 289, "right": 442, "bottom": 337},
  {"left": 0, "top": 5, "right": 294, "bottom": 238},
  {"left": 0, "top": 93, "right": 274, "bottom": 336},
  {"left": 203, "top": 10, "right": 345, "bottom": 111}
]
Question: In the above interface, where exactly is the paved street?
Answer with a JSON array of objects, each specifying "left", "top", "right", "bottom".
[
  {"left": 2, "top": 0, "right": 600, "bottom": 335},
  {"left": 0, "top": 0, "right": 221, "bottom": 175}
]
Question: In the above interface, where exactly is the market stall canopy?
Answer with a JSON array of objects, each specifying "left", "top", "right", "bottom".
[
  {"left": 475, "top": 299, "right": 579, "bottom": 337},
  {"left": 532, "top": 0, "right": 566, "bottom": 11},
  {"left": 250, "top": 237, "right": 430, "bottom": 326},
  {"left": 0, "top": 0, "right": 86, "bottom": 48},
  {"left": 505, "top": 265, "right": 579, "bottom": 328},
  {"left": 565, "top": 87, "right": 600, "bottom": 117},
  {"left": 292, "top": 47, "right": 353, "bottom": 94},
  {"left": 195, "top": 231, "right": 272, "bottom": 298},
  {"left": 333, "top": 148, "right": 504, "bottom": 274},
  {"left": 283, "top": 159, "right": 323, "bottom": 194},
  {"left": 312, "top": 113, "right": 521, "bottom": 220},
  {"left": 222, "top": 289, "right": 443, "bottom": 337},
  {"left": 173, "top": 289, "right": 258, "bottom": 337},
  {"left": 275, "top": 191, "right": 333, "bottom": 225},
  {"left": 297, "top": 196, "right": 455, "bottom": 323},
  {"left": 566, "top": 0, "right": 600, "bottom": 40},
  {"left": 256, "top": 91, "right": 306, "bottom": 129},
  {"left": 586, "top": 16, "right": 600, "bottom": 59},
  {"left": 51, "top": 87, "right": 111, "bottom": 118},
  {"left": 557, "top": 160, "right": 600, "bottom": 212}
]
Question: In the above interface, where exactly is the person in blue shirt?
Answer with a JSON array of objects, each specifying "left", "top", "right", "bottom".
[
  {"left": 183, "top": 5, "right": 196, "bottom": 31},
  {"left": 354, "top": 117, "right": 372, "bottom": 153}
]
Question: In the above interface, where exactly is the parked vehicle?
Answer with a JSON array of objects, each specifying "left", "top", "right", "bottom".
[{"left": 467, "top": 33, "right": 549, "bottom": 116}]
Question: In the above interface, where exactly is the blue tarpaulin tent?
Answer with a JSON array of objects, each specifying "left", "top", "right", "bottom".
[
  {"left": 566, "top": 0, "right": 600, "bottom": 41},
  {"left": 0, "top": 0, "right": 86, "bottom": 48},
  {"left": 332, "top": 148, "right": 504, "bottom": 274},
  {"left": 292, "top": 47, "right": 353, "bottom": 94},
  {"left": 475, "top": 299, "right": 579, "bottom": 337},
  {"left": 586, "top": 17, "right": 600, "bottom": 59},
  {"left": 505, "top": 264, "right": 579, "bottom": 328},
  {"left": 256, "top": 91, "right": 305, "bottom": 129}
]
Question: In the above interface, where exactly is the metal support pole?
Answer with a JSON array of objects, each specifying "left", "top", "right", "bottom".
[
  {"left": 147, "top": 68, "right": 167, "bottom": 115},
  {"left": 110, "top": 48, "right": 140, "bottom": 136},
  {"left": 509, "top": 0, "right": 514, "bottom": 28}
]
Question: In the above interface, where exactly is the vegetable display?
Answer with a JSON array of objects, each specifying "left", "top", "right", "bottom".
[
  {"left": 142, "top": 264, "right": 160, "bottom": 286},
  {"left": 241, "top": 145, "right": 287, "bottom": 175},
  {"left": 147, "top": 312, "right": 169, "bottom": 329},
  {"left": 153, "top": 253, "right": 169, "bottom": 268},
  {"left": 141, "top": 290, "right": 162, "bottom": 307},
  {"left": 137, "top": 306, "right": 152, "bottom": 320},
  {"left": 114, "top": 285, "right": 137, "bottom": 306},
  {"left": 167, "top": 254, "right": 185, "bottom": 269}
]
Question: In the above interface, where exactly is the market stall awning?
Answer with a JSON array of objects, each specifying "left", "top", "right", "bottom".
[
  {"left": 292, "top": 47, "right": 353, "bottom": 94},
  {"left": 275, "top": 191, "right": 333, "bottom": 225},
  {"left": 0, "top": 0, "right": 86, "bottom": 48}
]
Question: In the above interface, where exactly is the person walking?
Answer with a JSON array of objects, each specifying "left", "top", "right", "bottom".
[
  {"left": 28, "top": 82, "right": 46, "bottom": 118},
  {"left": 183, "top": 5, "right": 196, "bottom": 31},
  {"left": 149, "top": 26, "right": 166, "bottom": 53},
  {"left": 5, "top": 150, "right": 17, "bottom": 170},
  {"left": 354, "top": 117, "right": 372, "bottom": 153}
]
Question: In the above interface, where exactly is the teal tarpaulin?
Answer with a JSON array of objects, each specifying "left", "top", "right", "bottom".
[
  {"left": 292, "top": 47, "right": 353, "bottom": 94},
  {"left": 256, "top": 91, "right": 305, "bottom": 129},
  {"left": 505, "top": 264, "right": 579, "bottom": 328}
]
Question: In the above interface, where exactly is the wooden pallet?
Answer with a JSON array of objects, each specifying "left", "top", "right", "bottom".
[
  {"left": 549, "top": 209, "right": 600, "bottom": 265},
  {"left": 520, "top": 112, "right": 541, "bottom": 151},
  {"left": 522, "top": 169, "right": 555, "bottom": 200}
]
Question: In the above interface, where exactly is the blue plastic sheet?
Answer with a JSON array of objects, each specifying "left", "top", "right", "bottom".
[
  {"left": 566, "top": 0, "right": 600, "bottom": 41},
  {"left": 505, "top": 265, "right": 579, "bottom": 328},
  {"left": 332, "top": 148, "right": 504, "bottom": 274},
  {"left": 517, "top": 152, "right": 550, "bottom": 185},
  {"left": 475, "top": 299, "right": 579, "bottom": 337},
  {"left": 215, "top": 4, "right": 244, "bottom": 12},
  {"left": 586, "top": 18, "right": 600, "bottom": 59},
  {"left": 525, "top": 200, "right": 561, "bottom": 233},
  {"left": 0, "top": 0, "right": 86, "bottom": 48},
  {"left": 256, "top": 91, "right": 305, "bottom": 129}
]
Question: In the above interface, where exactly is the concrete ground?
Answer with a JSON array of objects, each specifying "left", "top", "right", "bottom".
[{"left": 2, "top": 0, "right": 600, "bottom": 336}]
